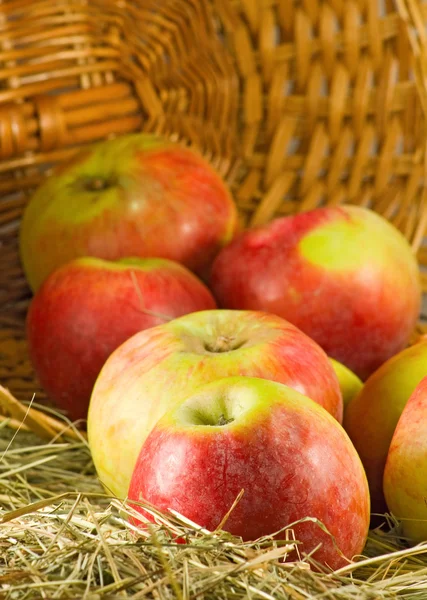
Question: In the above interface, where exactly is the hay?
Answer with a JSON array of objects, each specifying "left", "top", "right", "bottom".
[{"left": 1, "top": 397, "right": 427, "bottom": 599}]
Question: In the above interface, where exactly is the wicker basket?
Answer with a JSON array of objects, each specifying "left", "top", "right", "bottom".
[{"left": 1, "top": 0, "right": 427, "bottom": 406}]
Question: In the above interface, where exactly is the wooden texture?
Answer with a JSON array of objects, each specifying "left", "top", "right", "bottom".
[{"left": 0, "top": 0, "right": 426, "bottom": 407}]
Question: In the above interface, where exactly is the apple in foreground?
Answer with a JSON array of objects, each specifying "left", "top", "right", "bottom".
[
  {"left": 87, "top": 309, "right": 343, "bottom": 498},
  {"left": 344, "top": 336, "right": 427, "bottom": 516},
  {"left": 210, "top": 205, "right": 421, "bottom": 380},
  {"left": 20, "top": 132, "right": 238, "bottom": 291},
  {"left": 26, "top": 256, "right": 216, "bottom": 421},
  {"left": 128, "top": 376, "right": 370, "bottom": 570},
  {"left": 383, "top": 377, "right": 427, "bottom": 543}
]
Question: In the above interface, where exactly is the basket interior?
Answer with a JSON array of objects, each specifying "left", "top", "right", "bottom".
[{"left": 1, "top": 0, "right": 427, "bottom": 404}]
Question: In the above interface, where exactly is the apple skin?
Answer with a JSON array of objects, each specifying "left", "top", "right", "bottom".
[
  {"left": 128, "top": 376, "right": 370, "bottom": 570},
  {"left": 330, "top": 358, "right": 363, "bottom": 409},
  {"left": 87, "top": 309, "right": 343, "bottom": 498},
  {"left": 26, "top": 256, "right": 217, "bottom": 422},
  {"left": 344, "top": 337, "right": 427, "bottom": 516},
  {"left": 383, "top": 377, "right": 427, "bottom": 543},
  {"left": 209, "top": 205, "right": 421, "bottom": 380},
  {"left": 20, "top": 133, "right": 238, "bottom": 291}
]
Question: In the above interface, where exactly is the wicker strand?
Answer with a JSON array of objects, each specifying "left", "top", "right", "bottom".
[{"left": 0, "top": 0, "right": 426, "bottom": 403}]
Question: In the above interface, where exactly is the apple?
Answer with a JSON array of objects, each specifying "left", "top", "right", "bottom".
[
  {"left": 128, "top": 376, "right": 370, "bottom": 570},
  {"left": 20, "top": 133, "right": 238, "bottom": 292},
  {"left": 209, "top": 205, "right": 421, "bottom": 380},
  {"left": 87, "top": 309, "right": 343, "bottom": 498},
  {"left": 26, "top": 256, "right": 217, "bottom": 422},
  {"left": 330, "top": 358, "right": 363, "bottom": 409},
  {"left": 383, "top": 377, "right": 427, "bottom": 543},
  {"left": 344, "top": 336, "right": 427, "bottom": 516}
]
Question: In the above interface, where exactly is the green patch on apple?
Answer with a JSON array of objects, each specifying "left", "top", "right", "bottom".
[{"left": 299, "top": 206, "right": 415, "bottom": 271}]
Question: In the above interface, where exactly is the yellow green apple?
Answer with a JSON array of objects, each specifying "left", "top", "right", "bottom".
[
  {"left": 344, "top": 337, "right": 427, "bottom": 515},
  {"left": 329, "top": 358, "right": 363, "bottom": 408}
]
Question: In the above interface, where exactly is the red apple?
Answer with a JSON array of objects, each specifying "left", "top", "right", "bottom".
[
  {"left": 87, "top": 309, "right": 343, "bottom": 498},
  {"left": 210, "top": 205, "right": 421, "bottom": 380},
  {"left": 26, "top": 256, "right": 217, "bottom": 422},
  {"left": 383, "top": 377, "right": 427, "bottom": 543},
  {"left": 20, "top": 133, "right": 238, "bottom": 291},
  {"left": 128, "top": 376, "right": 370, "bottom": 570},
  {"left": 344, "top": 336, "right": 427, "bottom": 515}
]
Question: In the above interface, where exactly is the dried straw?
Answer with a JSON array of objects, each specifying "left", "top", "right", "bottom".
[
  {"left": 1, "top": 392, "right": 427, "bottom": 599},
  {"left": 1, "top": 1, "right": 427, "bottom": 597}
]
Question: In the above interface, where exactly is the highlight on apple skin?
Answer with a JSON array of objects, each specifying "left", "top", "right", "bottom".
[
  {"left": 128, "top": 376, "right": 370, "bottom": 570},
  {"left": 87, "top": 309, "right": 343, "bottom": 498},
  {"left": 344, "top": 336, "right": 427, "bottom": 516},
  {"left": 210, "top": 205, "right": 421, "bottom": 380},
  {"left": 383, "top": 377, "right": 427, "bottom": 544},
  {"left": 26, "top": 256, "right": 217, "bottom": 422},
  {"left": 20, "top": 132, "right": 238, "bottom": 292}
]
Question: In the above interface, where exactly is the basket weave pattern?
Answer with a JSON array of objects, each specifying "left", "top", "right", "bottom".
[{"left": 1, "top": 0, "right": 426, "bottom": 403}]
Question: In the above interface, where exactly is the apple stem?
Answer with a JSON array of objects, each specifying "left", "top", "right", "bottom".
[
  {"left": 205, "top": 335, "right": 243, "bottom": 353},
  {"left": 86, "top": 177, "right": 110, "bottom": 192},
  {"left": 214, "top": 336, "right": 232, "bottom": 352},
  {"left": 217, "top": 414, "right": 234, "bottom": 426}
]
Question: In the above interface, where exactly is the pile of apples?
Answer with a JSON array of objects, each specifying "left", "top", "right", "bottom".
[{"left": 20, "top": 132, "right": 426, "bottom": 570}]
